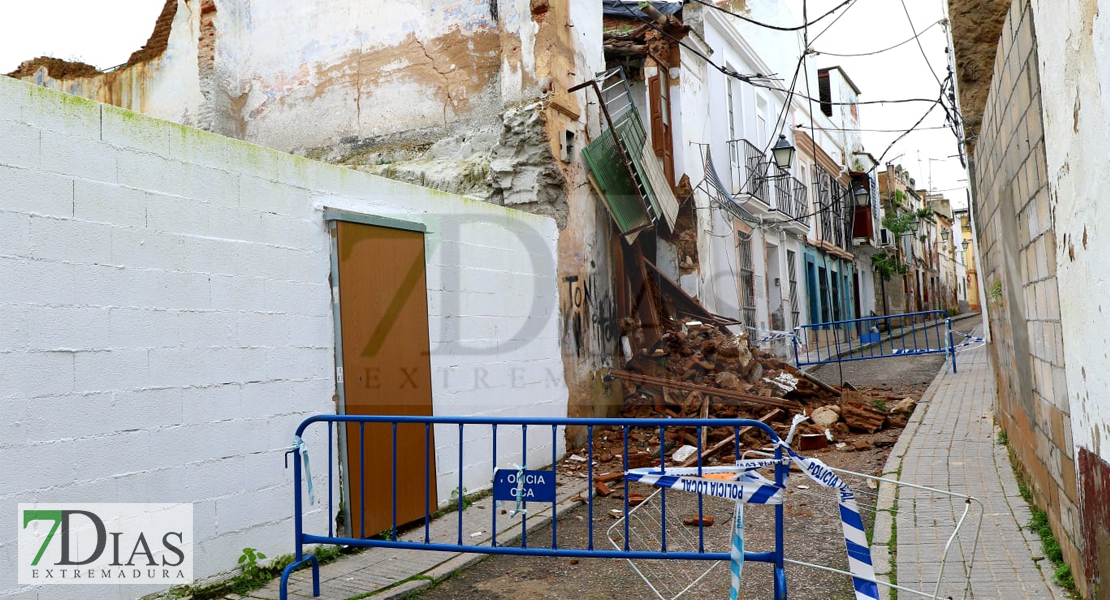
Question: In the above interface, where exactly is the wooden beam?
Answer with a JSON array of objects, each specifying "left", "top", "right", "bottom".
[
  {"left": 608, "top": 369, "right": 801, "bottom": 411},
  {"left": 677, "top": 408, "right": 783, "bottom": 468}
]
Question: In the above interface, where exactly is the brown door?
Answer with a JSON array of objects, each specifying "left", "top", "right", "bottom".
[{"left": 336, "top": 221, "right": 436, "bottom": 539}]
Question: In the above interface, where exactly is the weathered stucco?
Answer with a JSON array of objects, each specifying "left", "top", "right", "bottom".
[
  {"left": 9, "top": 0, "right": 206, "bottom": 127},
  {"left": 7, "top": 0, "right": 624, "bottom": 441},
  {"left": 953, "top": 0, "right": 1110, "bottom": 595},
  {"left": 1029, "top": 0, "right": 1110, "bottom": 594},
  {"left": 949, "top": 0, "right": 1012, "bottom": 139}
]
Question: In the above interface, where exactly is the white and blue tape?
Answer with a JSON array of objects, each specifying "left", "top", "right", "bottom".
[{"left": 626, "top": 448, "right": 880, "bottom": 600}]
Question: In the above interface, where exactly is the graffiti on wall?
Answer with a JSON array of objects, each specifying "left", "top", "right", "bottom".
[{"left": 561, "top": 261, "right": 617, "bottom": 360}]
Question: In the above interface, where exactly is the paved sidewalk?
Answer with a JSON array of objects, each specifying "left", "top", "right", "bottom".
[
  {"left": 876, "top": 330, "right": 1068, "bottom": 600},
  {"left": 228, "top": 479, "right": 587, "bottom": 600}
]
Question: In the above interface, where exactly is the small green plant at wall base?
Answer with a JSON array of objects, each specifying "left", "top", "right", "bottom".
[
  {"left": 996, "top": 429, "right": 1008, "bottom": 445},
  {"left": 234, "top": 547, "right": 268, "bottom": 592}
]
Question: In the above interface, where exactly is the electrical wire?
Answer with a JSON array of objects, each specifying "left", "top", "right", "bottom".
[
  {"left": 609, "top": 2, "right": 944, "bottom": 109},
  {"left": 811, "top": 20, "right": 943, "bottom": 57},
  {"left": 807, "top": 0, "right": 860, "bottom": 46},
  {"left": 686, "top": 0, "right": 853, "bottom": 32},
  {"left": 795, "top": 124, "right": 951, "bottom": 133},
  {"left": 899, "top": 0, "right": 943, "bottom": 87}
]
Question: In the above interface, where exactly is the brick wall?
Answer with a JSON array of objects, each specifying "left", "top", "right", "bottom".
[
  {"left": 0, "top": 76, "right": 564, "bottom": 598},
  {"left": 966, "top": 0, "right": 1083, "bottom": 592}
]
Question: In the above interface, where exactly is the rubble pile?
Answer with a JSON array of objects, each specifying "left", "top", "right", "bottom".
[{"left": 562, "top": 317, "right": 921, "bottom": 476}]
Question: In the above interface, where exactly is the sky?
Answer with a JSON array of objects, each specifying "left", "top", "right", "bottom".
[
  {"left": 789, "top": 0, "right": 971, "bottom": 209},
  {"left": 0, "top": 1, "right": 165, "bottom": 73},
  {"left": 0, "top": 0, "right": 969, "bottom": 208}
]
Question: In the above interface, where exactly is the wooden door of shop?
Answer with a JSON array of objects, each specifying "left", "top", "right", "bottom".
[{"left": 336, "top": 220, "right": 436, "bottom": 539}]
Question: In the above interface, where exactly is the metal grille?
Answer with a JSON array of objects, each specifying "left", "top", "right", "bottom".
[
  {"left": 787, "top": 250, "right": 800, "bottom": 327},
  {"left": 742, "top": 140, "right": 770, "bottom": 204},
  {"left": 738, "top": 235, "right": 756, "bottom": 328}
]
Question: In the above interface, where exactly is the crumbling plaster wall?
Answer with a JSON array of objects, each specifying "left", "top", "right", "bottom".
[
  {"left": 948, "top": 0, "right": 1012, "bottom": 139},
  {"left": 10, "top": 0, "right": 621, "bottom": 425},
  {"left": 11, "top": 0, "right": 207, "bottom": 129},
  {"left": 955, "top": 0, "right": 1089, "bottom": 594},
  {"left": 1029, "top": 0, "right": 1110, "bottom": 595}
]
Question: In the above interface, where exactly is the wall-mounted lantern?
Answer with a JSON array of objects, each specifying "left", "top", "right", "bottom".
[{"left": 771, "top": 134, "right": 796, "bottom": 171}]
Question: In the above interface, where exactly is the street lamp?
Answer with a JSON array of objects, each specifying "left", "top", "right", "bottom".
[
  {"left": 772, "top": 134, "right": 796, "bottom": 171},
  {"left": 853, "top": 186, "right": 870, "bottom": 207}
]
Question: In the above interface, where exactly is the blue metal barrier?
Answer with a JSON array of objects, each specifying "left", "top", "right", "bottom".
[
  {"left": 281, "top": 415, "right": 791, "bottom": 600},
  {"left": 792, "top": 309, "right": 957, "bottom": 373}
]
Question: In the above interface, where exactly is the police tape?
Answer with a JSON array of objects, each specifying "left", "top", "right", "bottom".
[
  {"left": 888, "top": 332, "right": 986, "bottom": 355},
  {"left": 745, "top": 326, "right": 799, "bottom": 344},
  {"left": 626, "top": 450, "right": 880, "bottom": 600}
]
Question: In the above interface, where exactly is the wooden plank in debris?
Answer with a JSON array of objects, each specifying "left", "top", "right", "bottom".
[
  {"left": 608, "top": 370, "right": 801, "bottom": 411},
  {"left": 641, "top": 257, "right": 735, "bottom": 333},
  {"left": 678, "top": 408, "right": 783, "bottom": 467}
]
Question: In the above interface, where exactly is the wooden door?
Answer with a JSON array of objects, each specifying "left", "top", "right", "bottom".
[{"left": 336, "top": 221, "right": 436, "bottom": 539}]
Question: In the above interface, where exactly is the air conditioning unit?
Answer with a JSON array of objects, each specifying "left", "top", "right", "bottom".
[{"left": 878, "top": 228, "right": 894, "bottom": 247}]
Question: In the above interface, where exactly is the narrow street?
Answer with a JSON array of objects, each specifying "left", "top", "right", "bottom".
[{"left": 407, "top": 322, "right": 978, "bottom": 600}]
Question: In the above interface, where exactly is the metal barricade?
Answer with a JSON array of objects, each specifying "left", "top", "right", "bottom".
[
  {"left": 792, "top": 309, "right": 958, "bottom": 373},
  {"left": 281, "top": 415, "right": 792, "bottom": 600}
]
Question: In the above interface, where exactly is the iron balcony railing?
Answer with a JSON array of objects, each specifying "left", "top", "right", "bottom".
[
  {"left": 727, "top": 139, "right": 770, "bottom": 204},
  {"left": 775, "top": 174, "right": 808, "bottom": 220}
]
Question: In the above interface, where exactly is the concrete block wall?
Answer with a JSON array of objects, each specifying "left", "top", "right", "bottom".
[
  {"left": 968, "top": 0, "right": 1083, "bottom": 592},
  {"left": 0, "top": 77, "right": 565, "bottom": 599}
]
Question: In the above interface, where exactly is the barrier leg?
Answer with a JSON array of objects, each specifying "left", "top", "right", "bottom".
[
  {"left": 279, "top": 554, "right": 320, "bottom": 600},
  {"left": 947, "top": 319, "right": 958, "bottom": 373},
  {"left": 773, "top": 446, "right": 788, "bottom": 600}
]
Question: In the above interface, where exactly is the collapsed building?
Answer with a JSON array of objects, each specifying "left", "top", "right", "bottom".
[{"left": 9, "top": 0, "right": 890, "bottom": 432}]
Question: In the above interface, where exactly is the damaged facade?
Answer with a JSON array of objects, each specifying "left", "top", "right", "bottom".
[
  {"left": 10, "top": 0, "right": 911, "bottom": 416},
  {"left": 949, "top": 0, "right": 1110, "bottom": 596}
]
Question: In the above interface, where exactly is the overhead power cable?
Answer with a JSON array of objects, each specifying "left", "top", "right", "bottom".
[
  {"left": 610, "top": 2, "right": 942, "bottom": 109},
  {"left": 795, "top": 124, "right": 951, "bottom": 134},
  {"left": 686, "top": 0, "right": 853, "bottom": 32},
  {"left": 899, "top": 0, "right": 943, "bottom": 87},
  {"left": 812, "top": 20, "right": 943, "bottom": 57},
  {"left": 808, "top": 0, "right": 860, "bottom": 45}
]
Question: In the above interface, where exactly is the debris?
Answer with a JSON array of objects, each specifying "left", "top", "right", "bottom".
[
  {"left": 609, "top": 370, "right": 801, "bottom": 411},
  {"left": 569, "top": 454, "right": 588, "bottom": 462},
  {"left": 609, "top": 509, "right": 624, "bottom": 519},
  {"left": 852, "top": 440, "right": 873, "bottom": 451},
  {"left": 835, "top": 443, "right": 848, "bottom": 450},
  {"left": 810, "top": 405, "right": 841, "bottom": 428},
  {"left": 676, "top": 409, "right": 783, "bottom": 467},
  {"left": 628, "top": 493, "right": 646, "bottom": 506},
  {"left": 595, "top": 481, "right": 613, "bottom": 497},
  {"left": 594, "top": 472, "right": 623, "bottom": 484},
  {"left": 672, "top": 444, "right": 698, "bottom": 463},
  {"left": 683, "top": 515, "right": 714, "bottom": 527},
  {"left": 470, "top": 531, "right": 485, "bottom": 538},
  {"left": 798, "top": 433, "right": 828, "bottom": 451},
  {"left": 764, "top": 372, "right": 799, "bottom": 393},
  {"left": 889, "top": 397, "right": 917, "bottom": 415},
  {"left": 569, "top": 559, "right": 580, "bottom": 565},
  {"left": 840, "top": 389, "right": 887, "bottom": 433}
]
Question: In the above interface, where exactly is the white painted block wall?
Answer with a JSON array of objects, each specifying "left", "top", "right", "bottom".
[{"left": 0, "top": 78, "right": 565, "bottom": 599}]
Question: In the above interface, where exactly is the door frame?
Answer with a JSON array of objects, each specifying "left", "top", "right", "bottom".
[{"left": 324, "top": 208, "right": 428, "bottom": 537}]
